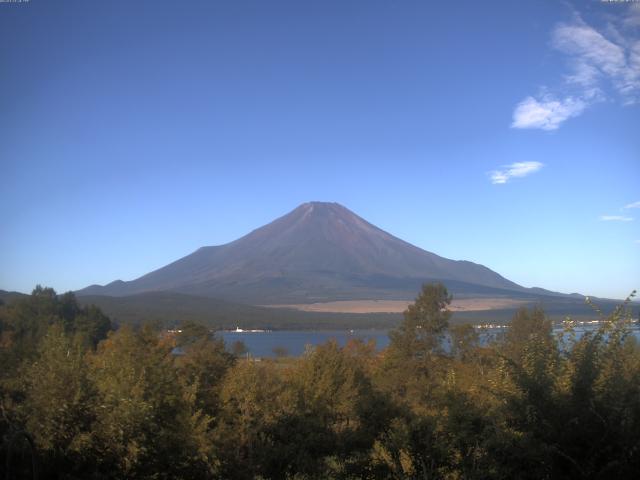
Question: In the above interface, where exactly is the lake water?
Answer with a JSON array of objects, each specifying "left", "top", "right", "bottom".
[
  {"left": 219, "top": 324, "right": 640, "bottom": 358},
  {"left": 220, "top": 330, "right": 390, "bottom": 357}
]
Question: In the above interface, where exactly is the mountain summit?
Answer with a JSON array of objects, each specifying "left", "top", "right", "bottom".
[{"left": 78, "top": 202, "right": 536, "bottom": 303}]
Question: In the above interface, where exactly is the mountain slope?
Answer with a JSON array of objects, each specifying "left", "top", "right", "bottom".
[{"left": 77, "top": 202, "right": 552, "bottom": 303}]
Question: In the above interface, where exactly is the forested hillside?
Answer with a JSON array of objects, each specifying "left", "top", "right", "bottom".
[{"left": 1, "top": 285, "right": 639, "bottom": 479}]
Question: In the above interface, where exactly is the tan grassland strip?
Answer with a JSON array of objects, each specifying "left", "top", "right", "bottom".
[{"left": 264, "top": 298, "right": 529, "bottom": 314}]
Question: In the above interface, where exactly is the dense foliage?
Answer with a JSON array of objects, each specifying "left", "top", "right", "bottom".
[{"left": 1, "top": 284, "right": 639, "bottom": 479}]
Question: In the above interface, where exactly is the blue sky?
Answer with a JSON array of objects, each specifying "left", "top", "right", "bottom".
[{"left": 1, "top": 0, "right": 638, "bottom": 299}]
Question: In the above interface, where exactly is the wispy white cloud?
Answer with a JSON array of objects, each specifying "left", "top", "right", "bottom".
[
  {"left": 624, "top": 4, "right": 640, "bottom": 29},
  {"left": 599, "top": 202, "right": 640, "bottom": 222},
  {"left": 512, "top": 5, "right": 640, "bottom": 130},
  {"left": 599, "top": 215, "right": 634, "bottom": 222},
  {"left": 490, "top": 161, "right": 544, "bottom": 184},
  {"left": 553, "top": 21, "right": 640, "bottom": 104},
  {"left": 511, "top": 95, "right": 586, "bottom": 130}
]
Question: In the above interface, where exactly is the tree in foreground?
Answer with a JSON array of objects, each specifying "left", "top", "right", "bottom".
[
  {"left": 87, "top": 326, "right": 212, "bottom": 479},
  {"left": 388, "top": 282, "right": 452, "bottom": 359},
  {"left": 2, "top": 284, "right": 640, "bottom": 479}
]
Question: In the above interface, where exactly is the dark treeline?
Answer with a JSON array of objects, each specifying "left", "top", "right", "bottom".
[{"left": 1, "top": 284, "right": 639, "bottom": 479}]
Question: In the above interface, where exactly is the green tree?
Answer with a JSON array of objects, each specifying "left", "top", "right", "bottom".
[
  {"left": 18, "top": 323, "right": 95, "bottom": 476},
  {"left": 174, "top": 322, "right": 235, "bottom": 416},
  {"left": 293, "top": 340, "right": 386, "bottom": 477},
  {"left": 74, "top": 304, "right": 112, "bottom": 348},
  {"left": 231, "top": 339, "right": 248, "bottom": 357},
  {"left": 214, "top": 359, "right": 293, "bottom": 479},
  {"left": 388, "top": 282, "right": 452, "bottom": 359},
  {"left": 87, "top": 326, "right": 211, "bottom": 479},
  {"left": 1, "top": 286, "right": 112, "bottom": 362},
  {"left": 450, "top": 323, "right": 480, "bottom": 362},
  {"left": 4, "top": 286, "right": 61, "bottom": 361},
  {"left": 486, "top": 299, "right": 640, "bottom": 479},
  {"left": 502, "top": 306, "right": 553, "bottom": 362}
]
